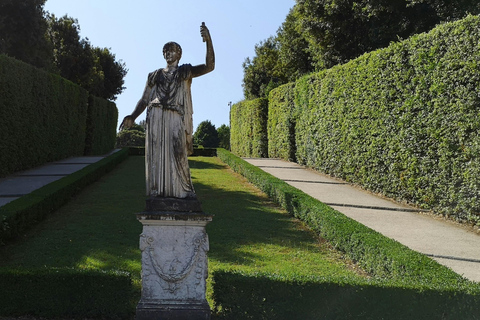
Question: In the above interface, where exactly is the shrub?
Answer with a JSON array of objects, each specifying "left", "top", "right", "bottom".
[
  {"left": 0, "top": 267, "right": 134, "bottom": 319},
  {"left": 84, "top": 95, "right": 118, "bottom": 155},
  {"left": 217, "top": 124, "right": 230, "bottom": 150},
  {"left": 194, "top": 120, "right": 219, "bottom": 147},
  {"left": 267, "top": 15, "right": 480, "bottom": 226},
  {"left": 230, "top": 98, "right": 268, "bottom": 157},
  {"left": 268, "top": 82, "right": 296, "bottom": 161},
  {"left": 0, "top": 54, "right": 88, "bottom": 178}
]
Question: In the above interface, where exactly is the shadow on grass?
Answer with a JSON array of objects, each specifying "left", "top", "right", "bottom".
[
  {"left": 192, "top": 182, "right": 318, "bottom": 268},
  {"left": 212, "top": 271, "right": 480, "bottom": 320}
]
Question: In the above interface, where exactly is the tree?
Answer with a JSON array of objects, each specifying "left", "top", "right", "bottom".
[
  {"left": 241, "top": 7, "right": 315, "bottom": 100},
  {"left": 217, "top": 124, "right": 230, "bottom": 150},
  {"left": 92, "top": 47, "right": 127, "bottom": 101},
  {"left": 46, "top": 15, "right": 127, "bottom": 100},
  {"left": 194, "top": 120, "right": 219, "bottom": 148},
  {"left": 242, "top": 0, "right": 480, "bottom": 98},
  {"left": 276, "top": 7, "right": 315, "bottom": 83},
  {"left": 242, "top": 37, "right": 285, "bottom": 100},
  {"left": 116, "top": 122, "right": 145, "bottom": 148},
  {"left": 0, "top": 0, "right": 52, "bottom": 69},
  {"left": 295, "top": 0, "right": 480, "bottom": 70}
]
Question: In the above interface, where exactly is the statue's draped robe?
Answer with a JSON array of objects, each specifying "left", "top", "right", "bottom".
[{"left": 145, "top": 64, "right": 195, "bottom": 198}]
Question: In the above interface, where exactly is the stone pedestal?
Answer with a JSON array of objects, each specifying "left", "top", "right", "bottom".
[{"left": 136, "top": 197, "right": 212, "bottom": 320}]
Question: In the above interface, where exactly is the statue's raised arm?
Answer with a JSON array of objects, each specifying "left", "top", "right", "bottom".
[{"left": 192, "top": 22, "right": 215, "bottom": 77}]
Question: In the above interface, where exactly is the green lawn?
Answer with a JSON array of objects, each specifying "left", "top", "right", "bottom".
[{"left": 0, "top": 156, "right": 365, "bottom": 313}]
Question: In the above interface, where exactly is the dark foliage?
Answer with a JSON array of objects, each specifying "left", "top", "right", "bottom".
[
  {"left": 217, "top": 124, "right": 230, "bottom": 150},
  {"left": 194, "top": 120, "right": 219, "bottom": 148}
]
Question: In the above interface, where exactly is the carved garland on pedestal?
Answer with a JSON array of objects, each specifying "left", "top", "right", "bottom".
[{"left": 140, "top": 231, "right": 208, "bottom": 295}]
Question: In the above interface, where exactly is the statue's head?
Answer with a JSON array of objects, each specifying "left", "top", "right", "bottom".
[{"left": 163, "top": 42, "right": 182, "bottom": 63}]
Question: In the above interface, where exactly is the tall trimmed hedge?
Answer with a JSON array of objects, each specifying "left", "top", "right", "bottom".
[
  {"left": 0, "top": 55, "right": 88, "bottom": 177},
  {"left": 0, "top": 55, "right": 118, "bottom": 178},
  {"left": 84, "top": 95, "right": 118, "bottom": 155},
  {"left": 268, "top": 15, "right": 480, "bottom": 226},
  {"left": 268, "top": 82, "right": 297, "bottom": 161},
  {"left": 230, "top": 98, "right": 268, "bottom": 157}
]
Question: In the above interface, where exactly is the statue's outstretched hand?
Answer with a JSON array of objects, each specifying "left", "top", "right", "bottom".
[
  {"left": 200, "top": 22, "right": 211, "bottom": 42},
  {"left": 119, "top": 115, "right": 134, "bottom": 131}
]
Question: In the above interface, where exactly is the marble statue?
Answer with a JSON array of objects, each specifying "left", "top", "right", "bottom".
[{"left": 120, "top": 23, "right": 214, "bottom": 199}]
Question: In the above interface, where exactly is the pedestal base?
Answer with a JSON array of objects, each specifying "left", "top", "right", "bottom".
[
  {"left": 136, "top": 200, "right": 213, "bottom": 320},
  {"left": 136, "top": 301, "right": 211, "bottom": 320}
]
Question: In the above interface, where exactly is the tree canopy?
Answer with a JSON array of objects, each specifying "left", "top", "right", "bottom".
[
  {"left": 217, "top": 124, "right": 230, "bottom": 150},
  {"left": 0, "top": 0, "right": 51, "bottom": 69},
  {"left": 242, "top": 0, "right": 480, "bottom": 99},
  {"left": 0, "top": 1, "right": 127, "bottom": 100},
  {"left": 194, "top": 120, "right": 219, "bottom": 148}
]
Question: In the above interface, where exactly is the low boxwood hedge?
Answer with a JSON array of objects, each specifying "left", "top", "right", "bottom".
[
  {"left": 0, "top": 267, "right": 134, "bottom": 319},
  {"left": 0, "top": 148, "right": 128, "bottom": 244},
  {"left": 212, "top": 270, "right": 480, "bottom": 319},
  {"left": 217, "top": 150, "right": 479, "bottom": 278}
]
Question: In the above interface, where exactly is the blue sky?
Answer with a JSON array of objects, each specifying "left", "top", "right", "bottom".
[{"left": 44, "top": 0, "right": 295, "bottom": 131}]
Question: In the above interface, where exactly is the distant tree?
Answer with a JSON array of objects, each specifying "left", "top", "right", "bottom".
[
  {"left": 295, "top": 0, "right": 480, "bottom": 69},
  {"left": 0, "top": 0, "right": 52, "bottom": 69},
  {"left": 194, "top": 120, "right": 219, "bottom": 148},
  {"left": 242, "top": 0, "right": 480, "bottom": 99},
  {"left": 91, "top": 47, "right": 127, "bottom": 100},
  {"left": 46, "top": 14, "right": 127, "bottom": 100},
  {"left": 242, "top": 37, "right": 286, "bottom": 100},
  {"left": 217, "top": 124, "right": 230, "bottom": 150},
  {"left": 276, "top": 7, "right": 315, "bottom": 83},
  {"left": 116, "top": 122, "right": 145, "bottom": 147}
]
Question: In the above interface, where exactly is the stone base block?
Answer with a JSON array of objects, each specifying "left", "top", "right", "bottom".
[
  {"left": 136, "top": 301, "right": 211, "bottom": 320},
  {"left": 136, "top": 210, "right": 212, "bottom": 320},
  {"left": 145, "top": 196, "right": 203, "bottom": 213}
]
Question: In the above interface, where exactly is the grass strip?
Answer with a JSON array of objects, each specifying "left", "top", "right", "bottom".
[
  {"left": 0, "top": 155, "right": 366, "bottom": 319},
  {"left": 0, "top": 148, "right": 129, "bottom": 244}
]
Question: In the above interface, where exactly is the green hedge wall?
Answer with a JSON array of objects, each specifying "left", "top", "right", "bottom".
[
  {"left": 85, "top": 95, "right": 118, "bottom": 155},
  {"left": 287, "top": 15, "right": 480, "bottom": 226},
  {"left": 268, "top": 82, "right": 297, "bottom": 161},
  {"left": 0, "top": 54, "right": 119, "bottom": 177},
  {"left": 230, "top": 98, "right": 268, "bottom": 157},
  {"left": 0, "top": 54, "right": 88, "bottom": 178}
]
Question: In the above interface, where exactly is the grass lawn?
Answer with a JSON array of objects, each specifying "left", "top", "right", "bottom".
[{"left": 0, "top": 156, "right": 366, "bottom": 315}]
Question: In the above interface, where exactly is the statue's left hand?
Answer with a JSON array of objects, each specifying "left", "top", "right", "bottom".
[
  {"left": 200, "top": 22, "right": 211, "bottom": 42},
  {"left": 119, "top": 115, "right": 134, "bottom": 131}
]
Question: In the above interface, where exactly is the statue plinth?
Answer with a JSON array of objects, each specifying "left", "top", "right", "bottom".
[{"left": 136, "top": 197, "right": 213, "bottom": 320}]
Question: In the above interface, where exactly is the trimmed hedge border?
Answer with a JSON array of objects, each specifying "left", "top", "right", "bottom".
[
  {"left": 216, "top": 148, "right": 480, "bottom": 317},
  {"left": 0, "top": 267, "right": 134, "bottom": 319},
  {"left": 216, "top": 149, "right": 479, "bottom": 289},
  {"left": 212, "top": 270, "right": 480, "bottom": 319},
  {"left": 0, "top": 148, "right": 129, "bottom": 244}
]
